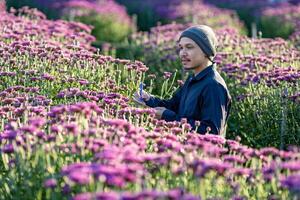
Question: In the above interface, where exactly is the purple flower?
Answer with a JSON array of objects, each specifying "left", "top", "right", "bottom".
[
  {"left": 223, "top": 155, "right": 245, "bottom": 164},
  {"left": 43, "top": 178, "right": 57, "bottom": 189},
  {"left": 95, "top": 191, "right": 119, "bottom": 200},
  {"left": 32, "top": 129, "right": 43, "bottom": 138},
  {"left": 166, "top": 188, "right": 185, "bottom": 198},
  {"left": 21, "top": 125, "right": 37, "bottom": 134},
  {"left": 106, "top": 176, "right": 125, "bottom": 187},
  {"left": 281, "top": 173, "right": 300, "bottom": 195},
  {"left": 1, "top": 130, "right": 18, "bottom": 140},
  {"left": 56, "top": 92, "right": 65, "bottom": 98},
  {"left": 64, "top": 123, "right": 79, "bottom": 135},
  {"left": 46, "top": 134, "right": 56, "bottom": 142},
  {"left": 78, "top": 79, "right": 89, "bottom": 85},
  {"left": 281, "top": 161, "right": 300, "bottom": 171},
  {"left": 50, "top": 125, "right": 61, "bottom": 133},
  {"left": 41, "top": 73, "right": 55, "bottom": 81},
  {"left": 201, "top": 134, "right": 226, "bottom": 145},
  {"left": 68, "top": 171, "right": 91, "bottom": 185},
  {"left": 95, "top": 147, "right": 120, "bottom": 161},
  {"left": 171, "top": 127, "right": 182, "bottom": 135},
  {"left": 2, "top": 144, "right": 14, "bottom": 154},
  {"left": 182, "top": 123, "right": 192, "bottom": 131},
  {"left": 262, "top": 162, "right": 278, "bottom": 182},
  {"left": 251, "top": 75, "right": 260, "bottom": 84},
  {"left": 62, "top": 184, "right": 71, "bottom": 194},
  {"left": 193, "top": 158, "right": 232, "bottom": 177},
  {"left": 259, "top": 147, "right": 280, "bottom": 157},
  {"left": 163, "top": 71, "right": 172, "bottom": 79},
  {"left": 105, "top": 119, "right": 130, "bottom": 129},
  {"left": 148, "top": 74, "right": 157, "bottom": 79},
  {"left": 2, "top": 98, "right": 15, "bottom": 105},
  {"left": 28, "top": 117, "right": 46, "bottom": 128},
  {"left": 72, "top": 192, "right": 93, "bottom": 200},
  {"left": 227, "top": 168, "right": 253, "bottom": 178}
]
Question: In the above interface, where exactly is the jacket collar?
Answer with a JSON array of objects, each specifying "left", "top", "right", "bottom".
[{"left": 191, "top": 63, "right": 215, "bottom": 82}]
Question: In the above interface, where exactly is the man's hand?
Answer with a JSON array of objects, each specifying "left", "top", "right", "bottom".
[
  {"left": 133, "top": 90, "right": 151, "bottom": 106},
  {"left": 154, "top": 107, "right": 167, "bottom": 119}
]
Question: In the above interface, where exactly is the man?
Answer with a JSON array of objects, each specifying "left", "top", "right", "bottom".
[{"left": 134, "top": 25, "right": 231, "bottom": 135}]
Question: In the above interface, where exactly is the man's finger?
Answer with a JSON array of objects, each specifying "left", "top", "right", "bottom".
[{"left": 133, "top": 96, "right": 145, "bottom": 105}]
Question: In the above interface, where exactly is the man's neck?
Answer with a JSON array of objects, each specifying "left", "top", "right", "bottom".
[{"left": 193, "top": 61, "right": 212, "bottom": 76}]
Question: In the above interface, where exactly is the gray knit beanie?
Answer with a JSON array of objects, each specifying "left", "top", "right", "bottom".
[{"left": 179, "top": 25, "right": 217, "bottom": 60}]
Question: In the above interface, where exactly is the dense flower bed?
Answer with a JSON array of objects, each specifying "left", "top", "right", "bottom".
[
  {"left": 1, "top": 6, "right": 96, "bottom": 52},
  {"left": 61, "top": 0, "right": 135, "bottom": 43},
  {"left": 2, "top": 100, "right": 300, "bottom": 199}
]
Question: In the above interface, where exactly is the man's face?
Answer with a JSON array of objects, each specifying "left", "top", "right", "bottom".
[{"left": 178, "top": 37, "right": 207, "bottom": 70}]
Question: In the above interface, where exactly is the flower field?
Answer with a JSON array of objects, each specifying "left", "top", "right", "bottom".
[{"left": 1, "top": 1, "right": 300, "bottom": 200}]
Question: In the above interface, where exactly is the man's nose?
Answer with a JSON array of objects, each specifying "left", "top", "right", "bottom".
[{"left": 179, "top": 49, "right": 187, "bottom": 57}]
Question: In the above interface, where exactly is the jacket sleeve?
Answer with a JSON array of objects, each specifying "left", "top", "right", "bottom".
[
  {"left": 145, "top": 86, "right": 183, "bottom": 112},
  {"left": 162, "top": 83, "right": 229, "bottom": 135}
]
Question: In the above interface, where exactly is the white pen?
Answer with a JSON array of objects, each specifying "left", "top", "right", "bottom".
[{"left": 139, "top": 82, "right": 143, "bottom": 101}]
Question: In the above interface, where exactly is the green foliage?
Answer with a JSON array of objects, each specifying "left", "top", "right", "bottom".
[
  {"left": 259, "top": 16, "right": 295, "bottom": 39},
  {"left": 115, "top": 2, "right": 167, "bottom": 31},
  {"left": 69, "top": 12, "right": 133, "bottom": 44},
  {"left": 226, "top": 80, "right": 300, "bottom": 148}
]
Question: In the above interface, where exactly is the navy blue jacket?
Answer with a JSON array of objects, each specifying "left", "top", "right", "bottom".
[{"left": 145, "top": 64, "right": 231, "bottom": 135}]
